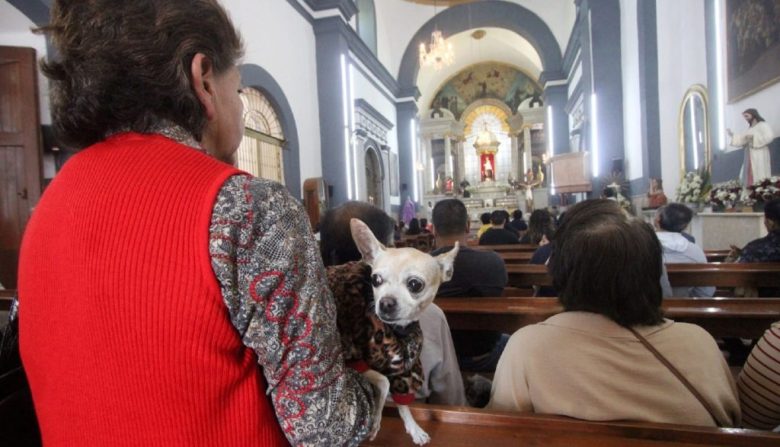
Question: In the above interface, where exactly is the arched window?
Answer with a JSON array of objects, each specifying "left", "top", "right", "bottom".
[
  {"left": 356, "top": 0, "right": 377, "bottom": 55},
  {"left": 237, "top": 88, "right": 285, "bottom": 184}
]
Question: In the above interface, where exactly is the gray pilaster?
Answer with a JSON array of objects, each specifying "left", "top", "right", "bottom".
[
  {"left": 543, "top": 84, "right": 570, "bottom": 156},
  {"left": 396, "top": 101, "right": 419, "bottom": 204},
  {"left": 314, "top": 23, "right": 352, "bottom": 206},
  {"left": 637, "top": 0, "right": 661, "bottom": 190}
]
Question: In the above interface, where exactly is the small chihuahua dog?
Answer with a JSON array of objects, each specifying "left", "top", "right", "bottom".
[{"left": 349, "top": 218, "right": 458, "bottom": 445}]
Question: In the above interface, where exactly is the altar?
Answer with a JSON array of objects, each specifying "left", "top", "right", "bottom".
[{"left": 689, "top": 212, "right": 767, "bottom": 250}]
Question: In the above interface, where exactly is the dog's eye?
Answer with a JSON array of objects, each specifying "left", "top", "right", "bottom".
[
  {"left": 371, "top": 274, "right": 383, "bottom": 287},
  {"left": 406, "top": 277, "right": 425, "bottom": 294}
]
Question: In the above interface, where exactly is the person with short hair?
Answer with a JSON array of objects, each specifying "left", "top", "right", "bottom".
[
  {"left": 488, "top": 199, "right": 740, "bottom": 427},
  {"left": 479, "top": 210, "right": 521, "bottom": 245},
  {"left": 654, "top": 204, "right": 714, "bottom": 297},
  {"left": 737, "top": 198, "right": 780, "bottom": 297},
  {"left": 17, "top": 2, "right": 375, "bottom": 445},
  {"left": 477, "top": 212, "right": 492, "bottom": 238},
  {"left": 406, "top": 217, "right": 422, "bottom": 235},
  {"left": 508, "top": 209, "right": 528, "bottom": 233},
  {"left": 432, "top": 199, "right": 509, "bottom": 372},
  {"left": 320, "top": 201, "right": 467, "bottom": 407}
]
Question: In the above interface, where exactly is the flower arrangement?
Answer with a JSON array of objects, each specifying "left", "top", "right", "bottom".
[
  {"left": 676, "top": 170, "right": 711, "bottom": 204},
  {"left": 746, "top": 177, "right": 780, "bottom": 204},
  {"left": 709, "top": 180, "right": 743, "bottom": 209}
]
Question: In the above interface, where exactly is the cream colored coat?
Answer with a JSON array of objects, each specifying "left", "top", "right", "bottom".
[
  {"left": 728, "top": 121, "right": 774, "bottom": 183},
  {"left": 488, "top": 312, "right": 740, "bottom": 427}
]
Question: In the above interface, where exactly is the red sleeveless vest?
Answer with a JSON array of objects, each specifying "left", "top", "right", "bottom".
[{"left": 19, "top": 133, "right": 289, "bottom": 446}]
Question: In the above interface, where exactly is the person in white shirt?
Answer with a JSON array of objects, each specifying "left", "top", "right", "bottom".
[
  {"left": 727, "top": 108, "right": 774, "bottom": 186},
  {"left": 654, "top": 204, "right": 714, "bottom": 297}
]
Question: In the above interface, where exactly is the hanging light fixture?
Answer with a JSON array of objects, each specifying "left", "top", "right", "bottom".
[{"left": 418, "top": 0, "right": 454, "bottom": 70}]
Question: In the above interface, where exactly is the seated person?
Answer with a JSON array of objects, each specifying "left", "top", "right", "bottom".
[
  {"left": 431, "top": 199, "right": 509, "bottom": 372},
  {"left": 737, "top": 321, "right": 780, "bottom": 430},
  {"left": 520, "top": 209, "right": 555, "bottom": 245},
  {"left": 420, "top": 218, "right": 431, "bottom": 234},
  {"left": 476, "top": 212, "right": 492, "bottom": 238},
  {"left": 508, "top": 210, "right": 528, "bottom": 234},
  {"left": 738, "top": 198, "right": 780, "bottom": 297},
  {"left": 654, "top": 204, "right": 714, "bottom": 297},
  {"left": 488, "top": 199, "right": 740, "bottom": 427},
  {"left": 479, "top": 210, "right": 521, "bottom": 245},
  {"left": 319, "top": 201, "right": 466, "bottom": 406},
  {"left": 406, "top": 217, "right": 422, "bottom": 235}
]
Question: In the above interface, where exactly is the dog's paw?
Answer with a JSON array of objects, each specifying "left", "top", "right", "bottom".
[{"left": 408, "top": 426, "right": 430, "bottom": 445}]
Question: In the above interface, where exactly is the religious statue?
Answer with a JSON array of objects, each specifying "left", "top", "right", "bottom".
[
  {"left": 483, "top": 158, "right": 494, "bottom": 181},
  {"left": 445, "top": 176, "right": 454, "bottom": 193},
  {"left": 726, "top": 108, "right": 774, "bottom": 187},
  {"left": 514, "top": 167, "right": 543, "bottom": 211},
  {"left": 459, "top": 179, "right": 471, "bottom": 198},
  {"left": 646, "top": 177, "right": 668, "bottom": 209}
]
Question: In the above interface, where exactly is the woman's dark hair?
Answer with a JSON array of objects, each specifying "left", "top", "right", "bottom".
[
  {"left": 36, "top": 0, "right": 244, "bottom": 149},
  {"left": 550, "top": 199, "right": 664, "bottom": 327},
  {"left": 406, "top": 218, "right": 421, "bottom": 235},
  {"left": 320, "top": 201, "right": 395, "bottom": 266},
  {"left": 525, "top": 209, "right": 555, "bottom": 245}
]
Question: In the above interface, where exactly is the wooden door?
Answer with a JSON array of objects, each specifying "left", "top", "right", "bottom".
[{"left": 0, "top": 46, "right": 42, "bottom": 289}]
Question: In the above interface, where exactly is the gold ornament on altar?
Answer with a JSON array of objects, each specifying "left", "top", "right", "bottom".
[{"left": 473, "top": 123, "right": 500, "bottom": 182}]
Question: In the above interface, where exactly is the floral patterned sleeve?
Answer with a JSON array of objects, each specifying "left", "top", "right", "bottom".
[{"left": 209, "top": 174, "right": 374, "bottom": 446}]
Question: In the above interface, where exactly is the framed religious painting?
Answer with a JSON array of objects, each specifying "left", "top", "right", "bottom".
[{"left": 725, "top": 0, "right": 780, "bottom": 102}]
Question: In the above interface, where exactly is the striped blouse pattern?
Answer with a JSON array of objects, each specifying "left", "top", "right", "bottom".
[{"left": 738, "top": 322, "right": 780, "bottom": 430}]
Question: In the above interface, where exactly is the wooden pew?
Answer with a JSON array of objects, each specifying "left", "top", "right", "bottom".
[
  {"left": 494, "top": 248, "right": 729, "bottom": 263},
  {"left": 365, "top": 403, "right": 780, "bottom": 446},
  {"left": 505, "top": 263, "right": 780, "bottom": 289},
  {"left": 705, "top": 250, "right": 730, "bottom": 262},
  {"left": 474, "top": 243, "right": 538, "bottom": 253},
  {"left": 436, "top": 297, "right": 780, "bottom": 339},
  {"left": 497, "top": 251, "right": 534, "bottom": 263}
]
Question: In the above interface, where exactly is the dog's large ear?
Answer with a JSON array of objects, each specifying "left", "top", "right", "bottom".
[
  {"left": 350, "top": 218, "right": 385, "bottom": 265},
  {"left": 435, "top": 241, "right": 459, "bottom": 282}
]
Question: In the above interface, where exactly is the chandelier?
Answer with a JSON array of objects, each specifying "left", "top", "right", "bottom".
[{"left": 419, "top": 29, "right": 454, "bottom": 70}]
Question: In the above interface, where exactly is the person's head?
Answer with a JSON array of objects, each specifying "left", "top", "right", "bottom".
[
  {"left": 550, "top": 199, "right": 664, "bottom": 327},
  {"left": 526, "top": 209, "right": 555, "bottom": 244},
  {"left": 480, "top": 212, "right": 492, "bottom": 225},
  {"left": 420, "top": 218, "right": 428, "bottom": 230},
  {"left": 742, "top": 108, "right": 765, "bottom": 125},
  {"left": 655, "top": 203, "right": 693, "bottom": 233},
  {"left": 319, "top": 201, "right": 395, "bottom": 266},
  {"left": 512, "top": 210, "right": 523, "bottom": 221},
  {"left": 407, "top": 218, "right": 421, "bottom": 235},
  {"left": 490, "top": 210, "right": 507, "bottom": 226},
  {"left": 432, "top": 199, "right": 469, "bottom": 238},
  {"left": 602, "top": 187, "right": 617, "bottom": 198},
  {"left": 38, "top": 0, "right": 245, "bottom": 162},
  {"left": 765, "top": 198, "right": 780, "bottom": 232}
]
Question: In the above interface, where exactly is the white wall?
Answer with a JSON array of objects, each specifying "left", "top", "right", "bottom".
[
  {"left": 0, "top": 1, "right": 50, "bottom": 125},
  {"left": 656, "top": 0, "right": 708, "bottom": 198},
  {"left": 725, "top": 81, "right": 780, "bottom": 149},
  {"left": 620, "top": 0, "right": 643, "bottom": 181},
  {"left": 224, "top": 1, "right": 322, "bottom": 188}
]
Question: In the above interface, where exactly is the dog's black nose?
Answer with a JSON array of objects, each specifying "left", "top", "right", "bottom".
[{"left": 379, "top": 297, "right": 397, "bottom": 316}]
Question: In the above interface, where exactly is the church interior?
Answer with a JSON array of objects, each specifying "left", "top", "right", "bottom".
[{"left": 2, "top": 0, "right": 780, "bottom": 445}]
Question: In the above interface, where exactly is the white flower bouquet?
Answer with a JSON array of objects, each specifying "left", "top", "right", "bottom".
[{"left": 676, "top": 170, "right": 710, "bottom": 204}]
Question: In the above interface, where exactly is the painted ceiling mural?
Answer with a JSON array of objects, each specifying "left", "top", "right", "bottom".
[{"left": 430, "top": 62, "right": 543, "bottom": 120}]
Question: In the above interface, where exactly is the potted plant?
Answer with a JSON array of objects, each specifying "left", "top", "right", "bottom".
[
  {"left": 746, "top": 176, "right": 780, "bottom": 212},
  {"left": 708, "top": 180, "right": 743, "bottom": 212},
  {"left": 676, "top": 169, "right": 711, "bottom": 210}
]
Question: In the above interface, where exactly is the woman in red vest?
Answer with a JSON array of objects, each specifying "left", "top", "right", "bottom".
[{"left": 17, "top": 1, "right": 376, "bottom": 445}]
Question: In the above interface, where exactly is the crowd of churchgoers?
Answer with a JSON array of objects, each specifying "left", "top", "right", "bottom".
[{"left": 7, "top": 1, "right": 780, "bottom": 445}]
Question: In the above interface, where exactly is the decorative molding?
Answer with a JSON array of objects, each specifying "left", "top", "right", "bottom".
[
  {"left": 303, "top": 0, "right": 358, "bottom": 21},
  {"left": 314, "top": 16, "right": 403, "bottom": 99},
  {"left": 562, "top": 13, "right": 583, "bottom": 75},
  {"left": 287, "top": 0, "right": 315, "bottom": 24},
  {"left": 355, "top": 98, "right": 394, "bottom": 144}
]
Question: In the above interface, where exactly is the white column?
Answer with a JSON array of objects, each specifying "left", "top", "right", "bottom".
[
  {"left": 444, "top": 135, "right": 453, "bottom": 180},
  {"left": 455, "top": 138, "right": 465, "bottom": 186},
  {"left": 523, "top": 127, "right": 532, "bottom": 175},
  {"left": 510, "top": 133, "right": 519, "bottom": 181},
  {"left": 422, "top": 137, "right": 432, "bottom": 193}
]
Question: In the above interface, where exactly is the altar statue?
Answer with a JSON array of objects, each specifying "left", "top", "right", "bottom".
[
  {"left": 726, "top": 108, "right": 774, "bottom": 186},
  {"left": 483, "top": 158, "right": 494, "bottom": 181},
  {"left": 646, "top": 177, "right": 668, "bottom": 209}
]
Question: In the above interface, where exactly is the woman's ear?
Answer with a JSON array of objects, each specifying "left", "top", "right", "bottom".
[{"left": 191, "top": 53, "right": 216, "bottom": 121}]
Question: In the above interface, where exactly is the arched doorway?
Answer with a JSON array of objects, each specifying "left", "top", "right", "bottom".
[{"left": 365, "top": 147, "right": 383, "bottom": 209}]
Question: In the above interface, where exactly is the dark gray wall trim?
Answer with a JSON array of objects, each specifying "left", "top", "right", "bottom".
[
  {"left": 637, "top": 0, "right": 661, "bottom": 191},
  {"left": 314, "top": 16, "right": 402, "bottom": 98},
  {"left": 565, "top": 81, "right": 583, "bottom": 114},
  {"left": 397, "top": 1, "right": 564, "bottom": 90},
  {"left": 8, "top": 0, "right": 49, "bottom": 26},
  {"left": 562, "top": 14, "right": 583, "bottom": 74},
  {"left": 355, "top": 98, "right": 394, "bottom": 130},
  {"left": 303, "top": 0, "right": 358, "bottom": 21},
  {"left": 286, "top": 0, "right": 315, "bottom": 24},
  {"left": 239, "top": 64, "right": 302, "bottom": 199},
  {"left": 350, "top": 58, "right": 397, "bottom": 104}
]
